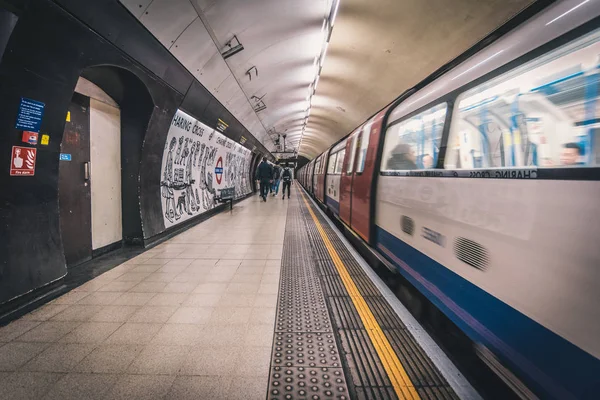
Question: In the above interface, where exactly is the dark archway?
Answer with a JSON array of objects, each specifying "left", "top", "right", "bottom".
[
  {"left": 58, "top": 65, "right": 154, "bottom": 266},
  {"left": 81, "top": 66, "right": 154, "bottom": 246}
]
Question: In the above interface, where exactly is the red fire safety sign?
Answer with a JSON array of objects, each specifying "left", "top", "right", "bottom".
[{"left": 10, "top": 146, "right": 37, "bottom": 176}]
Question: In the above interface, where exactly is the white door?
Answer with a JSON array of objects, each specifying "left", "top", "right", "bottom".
[{"left": 90, "top": 98, "right": 122, "bottom": 250}]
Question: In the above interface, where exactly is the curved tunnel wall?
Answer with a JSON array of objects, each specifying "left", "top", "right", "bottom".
[{"left": 0, "top": 0, "right": 270, "bottom": 306}]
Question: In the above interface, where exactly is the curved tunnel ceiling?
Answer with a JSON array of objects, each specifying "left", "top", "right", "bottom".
[{"left": 120, "top": 0, "right": 534, "bottom": 159}]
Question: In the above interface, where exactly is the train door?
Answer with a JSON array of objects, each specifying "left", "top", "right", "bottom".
[
  {"left": 316, "top": 152, "right": 329, "bottom": 204},
  {"left": 339, "top": 129, "right": 360, "bottom": 225},
  {"left": 325, "top": 141, "right": 346, "bottom": 215},
  {"left": 308, "top": 160, "right": 315, "bottom": 194},
  {"left": 350, "top": 110, "right": 386, "bottom": 243}
]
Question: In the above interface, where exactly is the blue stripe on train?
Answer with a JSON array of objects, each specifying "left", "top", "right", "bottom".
[
  {"left": 325, "top": 196, "right": 340, "bottom": 215},
  {"left": 375, "top": 226, "right": 600, "bottom": 400}
]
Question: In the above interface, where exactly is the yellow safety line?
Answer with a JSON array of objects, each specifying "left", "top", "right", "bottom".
[{"left": 299, "top": 190, "right": 420, "bottom": 400}]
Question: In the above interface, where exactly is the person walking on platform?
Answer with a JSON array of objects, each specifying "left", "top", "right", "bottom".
[
  {"left": 256, "top": 157, "right": 273, "bottom": 202},
  {"left": 271, "top": 162, "right": 282, "bottom": 196},
  {"left": 281, "top": 164, "right": 292, "bottom": 200}
]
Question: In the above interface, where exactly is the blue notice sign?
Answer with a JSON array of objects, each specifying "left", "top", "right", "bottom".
[
  {"left": 59, "top": 153, "right": 72, "bottom": 161},
  {"left": 15, "top": 98, "right": 45, "bottom": 132}
]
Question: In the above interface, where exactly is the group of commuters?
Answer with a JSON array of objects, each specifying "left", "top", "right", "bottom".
[{"left": 255, "top": 157, "right": 293, "bottom": 202}]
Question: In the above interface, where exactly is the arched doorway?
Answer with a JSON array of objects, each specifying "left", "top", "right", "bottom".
[{"left": 59, "top": 66, "right": 153, "bottom": 267}]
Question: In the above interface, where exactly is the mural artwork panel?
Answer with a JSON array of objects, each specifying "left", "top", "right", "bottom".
[{"left": 160, "top": 110, "right": 252, "bottom": 228}]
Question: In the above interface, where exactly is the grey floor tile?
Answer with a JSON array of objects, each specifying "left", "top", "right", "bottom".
[
  {"left": 104, "top": 323, "right": 162, "bottom": 344},
  {"left": 16, "top": 321, "right": 81, "bottom": 343},
  {"left": 227, "top": 376, "right": 268, "bottom": 400},
  {"left": 147, "top": 292, "right": 189, "bottom": 306},
  {"left": 111, "top": 292, "right": 156, "bottom": 306},
  {"left": 204, "top": 273, "right": 235, "bottom": 283},
  {"left": 74, "top": 279, "right": 111, "bottom": 292},
  {"left": 226, "top": 282, "right": 261, "bottom": 294},
  {"left": 162, "top": 281, "right": 199, "bottom": 293},
  {"left": 0, "top": 372, "right": 64, "bottom": 400},
  {"left": 193, "top": 282, "right": 228, "bottom": 294},
  {"left": 167, "top": 307, "right": 213, "bottom": 324},
  {"left": 43, "top": 373, "right": 118, "bottom": 400},
  {"left": 250, "top": 307, "right": 277, "bottom": 325},
  {"left": 189, "top": 259, "right": 219, "bottom": 267},
  {"left": 208, "top": 307, "right": 252, "bottom": 326},
  {"left": 50, "top": 305, "right": 103, "bottom": 322},
  {"left": 243, "top": 324, "right": 274, "bottom": 347},
  {"left": 89, "top": 305, "right": 140, "bottom": 322},
  {"left": 183, "top": 293, "right": 222, "bottom": 307},
  {"left": 21, "top": 304, "right": 69, "bottom": 322},
  {"left": 128, "top": 345, "right": 188, "bottom": 374},
  {"left": 260, "top": 274, "right": 280, "bottom": 285},
  {"left": 218, "top": 293, "right": 255, "bottom": 307},
  {"left": 22, "top": 343, "right": 96, "bottom": 372},
  {"left": 129, "top": 281, "right": 168, "bottom": 293},
  {"left": 252, "top": 293, "right": 278, "bottom": 308},
  {"left": 0, "top": 320, "right": 41, "bottom": 342},
  {"left": 165, "top": 376, "right": 231, "bottom": 400},
  {"left": 73, "top": 344, "right": 144, "bottom": 373},
  {"left": 129, "top": 306, "right": 178, "bottom": 323},
  {"left": 144, "top": 272, "right": 179, "bottom": 283},
  {"left": 233, "top": 346, "right": 272, "bottom": 376},
  {"left": 235, "top": 266, "right": 265, "bottom": 279},
  {"left": 129, "top": 264, "right": 162, "bottom": 273},
  {"left": 195, "top": 325, "right": 246, "bottom": 347},
  {"left": 106, "top": 374, "right": 176, "bottom": 400},
  {"left": 157, "top": 264, "right": 188, "bottom": 274},
  {"left": 179, "top": 346, "right": 239, "bottom": 376},
  {"left": 151, "top": 324, "right": 203, "bottom": 346},
  {"left": 115, "top": 272, "right": 151, "bottom": 283},
  {"left": 170, "top": 272, "right": 205, "bottom": 283},
  {"left": 258, "top": 282, "right": 279, "bottom": 294},
  {"left": 51, "top": 291, "right": 90, "bottom": 305},
  {"left": 59, "top": 322, "right": 122, "bottom": 344},
  {"left": 75, "top": 291, "right": 123, "bottom": 305},
  {"left": 95, "top": 280, "right": 139, "bottom": 292},
  {"left": 0, "top": 342, "right": 50, "bottom": 371}
]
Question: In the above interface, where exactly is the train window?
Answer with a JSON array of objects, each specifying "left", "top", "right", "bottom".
[
  {"left": 315, "top": 158, "right": 321, "bottom": 175},
  {"left": 446, "top": 29, "right": 600, "bottom": 169},
  {"left": 356, "top": 121, "right": 373, "bottom": 173},
  {"left": 381, "top": 103, "right": 447, "bottom": 171},
  {"left": 347, "top": 133, "right": 358, "bottom": 173},
  {"left": 334, "top": 150, "right": 345, "bottom": 174},
  {"left": 327, "top": 153, "right": 337, "bottom": 174}
]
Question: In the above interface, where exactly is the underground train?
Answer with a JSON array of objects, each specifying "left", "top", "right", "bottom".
[{"left": 297, "top": 1, "right": 600, "bottom": 398}]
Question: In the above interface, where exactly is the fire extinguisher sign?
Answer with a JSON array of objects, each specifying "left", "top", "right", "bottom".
[{"left": 10, "top": 146, "right": 37, "bottom": 176}]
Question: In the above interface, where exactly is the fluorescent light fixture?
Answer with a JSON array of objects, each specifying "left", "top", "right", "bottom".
[
  {"left": 330, "top": 0, "right": 340, "bottom": 27},
  {"left": 451, "top": 50, "right": 504, "bottom": 81},
  {"left": 546, "top": 0, "right": 589, "bottom": 25}
]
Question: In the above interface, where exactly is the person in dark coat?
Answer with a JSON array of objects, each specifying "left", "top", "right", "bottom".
[
  {"left": 386, "top": 143, "right": 417, "bottom": 170},
  {"left": 281, "top": 164, "right": 293, "bottom": 200},
  {"left": 255, "top": 157, "right": 273, "bottom": 202}
]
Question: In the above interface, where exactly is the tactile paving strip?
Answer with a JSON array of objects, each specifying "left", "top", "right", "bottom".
[
  {"left": 269, "top": 366, "right": 350, "bottom": 400},
  {"left": 268, "top": 194, "right": 351, "bottom": 400},
  {"left": 297, "top": 190, "right": 459, "bottom": 400}
]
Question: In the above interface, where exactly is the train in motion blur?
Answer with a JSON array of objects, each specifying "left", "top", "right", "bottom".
[{"left": 298, "top": 1, "right": 600, "bottom": 398}]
